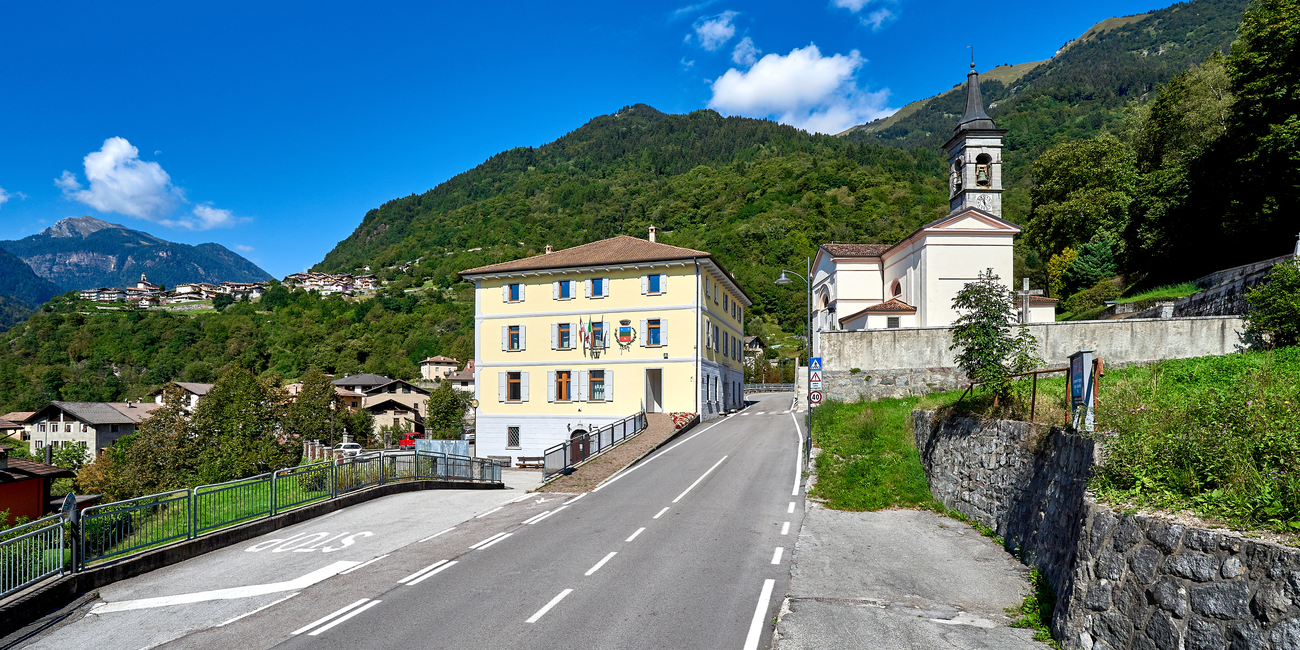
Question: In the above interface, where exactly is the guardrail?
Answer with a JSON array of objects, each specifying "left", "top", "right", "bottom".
[
  {"left": 542, "top": 411, "right": 647, "bottom": 477},
  {"left": 744, "top": 383, "right": 796, "bottom": 393},
  {"left": 0, "top": 450, "right": 503, "bottom": 598}
]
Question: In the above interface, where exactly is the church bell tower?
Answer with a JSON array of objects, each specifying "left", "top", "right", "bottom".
[{"left": 944, "top": 62, "right": 1007, "bottom": 216}]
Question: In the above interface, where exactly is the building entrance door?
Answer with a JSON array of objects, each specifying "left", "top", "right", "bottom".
[
  {"left": 645, "top": 369, "right": 663, "bottom": 413},
  {"left": 569, "top": 430, "right": 589, "bottom": 464}
]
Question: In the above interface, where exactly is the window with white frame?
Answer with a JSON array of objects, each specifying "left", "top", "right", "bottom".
[
  {"left": 503, "top": 324, "right": 526, "bottom": 351},
  {"left": 646, "top": 319, "right": 662, "bottom": 346},
  {"left": 555, "top": 322, "right": 574, "bottom": 349},
  {"left": 643, "top": 273, "right": 666, "bottom": 295},
  {"left": 549, "top": 370, "right": 572, "bottom": 402},
  {"left": 555, "top": 279, "right": 575, "bottom": 300},
  {"left": 587, "top": 277, "right": 608, "bottom": 298},
  {"left": 589, "top": 369, "right": 607, "bottom": 401},
  {"left": 504, "top": 282, "right": 525, "bottom": 303}
]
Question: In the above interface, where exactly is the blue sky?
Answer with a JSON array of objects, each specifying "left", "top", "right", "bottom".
[{"left": 0, "top": 0, "right": 1161, "bottom": 278}]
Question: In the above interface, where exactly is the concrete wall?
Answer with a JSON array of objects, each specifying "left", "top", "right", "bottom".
[
  {"left": 913, "top": 412, "right": 1300, "bottom": 650},
  {"left": 820, "top": 316, "right": 1245, "bottom": 402}
]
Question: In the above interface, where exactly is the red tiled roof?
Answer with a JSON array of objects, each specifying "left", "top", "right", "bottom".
[
  {"left": 838, "top": 299, "right": 916, "bottom": 326},
  {"left": 2, "top": 412, "right": 35, "bottom": 424},
  {"left": 460, "top": 236, "right": 711, "bottom": 275},
  {"left": 0, "top": 458, "right": 75, "bottom": 484},
  {"left": 0, "top": 418, "right": 20, "bottom": 429},
  {"left": 1027, "top": 296, "right": 1059, "bottom": 305},
  {"left": 820, "top": 243, "right": 891, "bottom": 257}
]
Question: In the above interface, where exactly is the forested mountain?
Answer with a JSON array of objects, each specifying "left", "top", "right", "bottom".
[
  {"left": 0, "top": 247, "right": 66, "bottom": 332},
  {"left": 1, "top": 217, "right": 272, "bottom": 290},
  {"left": 841, "top": 0, "right": 1248, "bottom": 223}
]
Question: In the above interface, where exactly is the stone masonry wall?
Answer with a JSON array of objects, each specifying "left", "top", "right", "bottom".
[{"left": 913, "top": 411, "right": 1300, "bottom": 649}]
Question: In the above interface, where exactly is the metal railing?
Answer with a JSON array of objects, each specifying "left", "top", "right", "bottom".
[
  {"left": 543, "top": 411, "right": 647, "bottom": 477},
  {"left": 0, "top": 514, "right": 66, "bottom": 597},
  {"left": 1, "top": 450, "right": 504, "bottom": 597},
  {"left": 744, "top": 383, "right": 796, "bottom": 393}
]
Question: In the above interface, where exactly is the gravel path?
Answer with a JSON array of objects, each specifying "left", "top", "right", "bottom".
[{"left": 537, "top": 413, "right": 684, "bottom": 493}]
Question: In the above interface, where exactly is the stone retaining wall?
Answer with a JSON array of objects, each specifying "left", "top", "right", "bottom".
[{"left": 913, "top": 411, "right": 1300, "bottom": 649}]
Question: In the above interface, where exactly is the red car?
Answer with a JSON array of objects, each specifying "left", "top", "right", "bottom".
[{"left": 397, "top": 432, "right": 424, "bottom": 450}]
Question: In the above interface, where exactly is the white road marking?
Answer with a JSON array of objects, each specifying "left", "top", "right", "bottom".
[
  {"left": 91, "top": 561, "right": 359, "bottom": 614},
  {"left": 743, "top": 579, "right": 776, "bottom": 650},
  {"left": 565, "top": 494, "right": 586, "bottom": 505},
  {"left": 591, "top": 420, "right": 725, "bottom": 492},
  {"left": 417, "top": 527, "right": 455, "bottom": 543},
  {"left": 739, "top": 412, "right": 750, "bottom": 416},
  {"left": 215, "top": 592, "right": 298, "bottom": 627},
  {"left": 756, "top": 411, "right": 766, "bottom": 415},
  {"left": 585, "top": 551, "right": 617, "bottom": 576},
  {"left": 476, "top": 533, "right": 512, "bottom": 550},
  {"left": 399, "top": 560, "right": 449, "bottom": 584},
  {"left": 501, "top": 493, "right": 533, "bottom": 505},
  {"left": 292, "top": 598, "right": 369, "bottom": 635},
  {"left": 521, "top": 510, "right": 552, "bottom": 525},
  {"left": 529, "top": 505, "right": 568, "bottom": 524},
  {"left": 672, "top": 456, "right": 728, "bottom": 503},
  {"left": 339, "top": 554, "right": 388, "bottom": 574},
  {"left": 653, "top": 507, "right": 669, "bottom": 519},
  {"left": 626, "top": 527, "right": 646, "bottom": 542},
  {"left": 771, "top": 547, "right": 784, "bottom": 564},
  {"left": 475, "top": 506, "right": 505, "bottom": 519},
  {"left": 469, "top": 532, "right": 509, "bottom": 549},
  {"left": 781, "top": 522, "right": 790, "bottom": 535},
  {"left": 790, "top": 412, "right": 803, "bottom": 496},
  {"left": 788, "top": 502, "right": 795, "bottom": 514},
  {"left": 406, "top": 560, "right": 457, "bottom": 585},
  {"left": 526, "top": 589, "right": 574, "bottom": 623},
  {"left": 308, "top": 599, "right": 382, "bottom": 636}
]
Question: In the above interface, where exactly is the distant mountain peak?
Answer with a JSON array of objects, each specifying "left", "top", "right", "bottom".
[{"left": 41, "top": 216, "right": 124, "bottom": 239}]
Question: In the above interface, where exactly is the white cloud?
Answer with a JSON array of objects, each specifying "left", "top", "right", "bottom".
[
  {"left": 0, "top": 187, "right": 9, "bottom": 210},
  {"left": 671, "top": 1, "right": 718, "bottom": 19},
  {"left": 832, "top": 0, "right": 872, "bottom": 10},
  {"left": 681, "top": 57, "right": 696, "bottom": 68},
  {"left": 234, "top": 244, "right": 254, "bottom": 253},
  {"left": 861, "top": 8, "right": 895, "bottom": 30},
  {"left": 160, "top": 203, "right": 239, "bottom": 231},
  {"left": 707, "top": 44, "right": 895, "bottom": 135},
  {"left": 56, "top": 137, "right": 183, "bottom": 221},
  {"left": 732, "top": 36, "right": 761, "bottom": 66},
  {"left": 690, "top": 11, "right": 737, "bottom": 51}
]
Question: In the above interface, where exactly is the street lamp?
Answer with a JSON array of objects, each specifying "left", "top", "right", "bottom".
[{"left": 775, "top": 257, "right": 812, "bottom": 454}]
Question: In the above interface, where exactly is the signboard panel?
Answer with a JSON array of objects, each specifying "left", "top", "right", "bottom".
[
  {"left": 809, "top": 357, "right": 822, "bottom": 372},
  {"left": 1070, "top": 356, "right": 1085, "bottom": 406},
  {"left": 809, "top": 390, "right": 823, "bottom": 404}
]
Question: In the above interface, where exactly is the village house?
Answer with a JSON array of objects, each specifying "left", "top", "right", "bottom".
[
  {"left": 366, "top": 399, "right": 422, "bottom": 436},
  {"left": 445, "top": 360, "right": 475, "bottom": 394},
  {"left": 363, "top": 379, "right": 429, "bottom": 417},
  {"left": 283, "top": 382, "right": 366, "bottom": 409},
  {"left": 743, "top": 335, "right": 767, "bottom": 359},
  {"left": 331, "top": 373, "right": 393, "bottom": 394},
  {"left": 419, "top": 356, "right": 460, "bottom": 381},
  {"left": 459, "top": 228, "right": 750, "bottom": 464},
  {"left": 811, "top": 65, "right": 1056, "bottom": 346},
  {"left": 152, "top": 381, "right": 214, "bottom": 411},
  {"left": 0, "top": 418, "right": 25, "bottom": 444},
  {"left": 26, "top": 401, "right": 161, "bottom": 461},
  {"left": 0, "top": 447, "right": 75, "bottom": 525}
]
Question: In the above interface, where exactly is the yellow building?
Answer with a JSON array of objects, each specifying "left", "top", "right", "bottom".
[{"left": 459, "top": 229, "right": 751, "bottom": 463}]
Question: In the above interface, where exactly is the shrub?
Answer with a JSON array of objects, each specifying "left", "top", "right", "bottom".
[
  {"left": 950, "top": 269, "right": 1043, "bottom": 399},
  {"left": 1244, "top": 259, "right": 1300, "bottom": 349},
  {"left": 1061, "top": 278, "right": 1122, "bottom": 314}
]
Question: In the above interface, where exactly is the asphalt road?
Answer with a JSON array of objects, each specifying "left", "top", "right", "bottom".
[{"left": 24, "top": 392, "right": 805, "bottom": 650}]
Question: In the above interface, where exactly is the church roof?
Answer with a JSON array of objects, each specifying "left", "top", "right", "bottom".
[
  {"left": 820, "top": 243, "right": 891, "bottom": 258},
  {"left": 955, "top": 63, "right": 996, "bottom": 132},
  {"left": 838, "top": 299, "right": 916, "bottom": 326}
]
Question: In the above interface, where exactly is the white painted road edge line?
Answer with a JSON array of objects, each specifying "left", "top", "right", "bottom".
[
  {"left": 788, "top": 502, "right": 795, "bottom": 514},
  {"left": 564, "top": 493, "right": 586, "bottom": 505},
  {"left": 93, "top": 561, "right": 360, "bottom": 614},
  {"left": 591, "top": 420, "right": 725, "bottom": 492},
  {"left": 216, "top": 592, "right": 298, "bottom": 627},
  {"left": 309, "top": 599, "right": 382, "bottom": 636},
  {"left": 743, "top": 579, "right": 776, "bottom": 650},
  {"left": 477, "top": 533, "right": 512, "bottom": 550},
  {"left": 292, "top": 598, "right": 369, "bottom": 635},
  {"left": 469, "top": 532, "right": 509, "bottom": 549},
  {"left": 399, "top": 559, "right": 449, "bottom": 584},
  {"left": 521, "top": 510, "right": 552, "bottom": 525},
  {"left": 626, "top": 527, "right": 645, "bottom": 542},
  {"left": 653, "top": 507, "right": 669, "bottom": 519},
  {"left": 529, "top": 505, "right": 567, "bottom": 524},
  {"left": 475, "top": 506, "right": 505, "bottom": 519},
  {"left": 781, "top": 522, "right": 790, "bottom": 535},
  {"left": 672, "top": 456, "right": 728, "bottom": 503},
  {"left": 771, "top": 547, "right": 784, "bottom": 564},
  {"left": 340, "top": 554, "right": 389, "bottom": 574},
  {"left": 417, "top": 527, "right": 455, "bottom": 543},
  {"left": 407, "top": 560, "right": 457, "bottom": 585},
  {"left": 585, "top": 551, "right": 617, "bottom": 576},
  {"left": 526, "top": 589, "right": 574, "bottom": 623},
  {"left": 501, "top": 493, "right": 532, "bottom": 505},
  {"left": 790, "top": 411, "right": 803, "bottom": 496}
]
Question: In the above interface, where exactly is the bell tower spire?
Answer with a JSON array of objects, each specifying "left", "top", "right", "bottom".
[{"left": 944, "top": 60, "right": 1006, "bottom": 216}]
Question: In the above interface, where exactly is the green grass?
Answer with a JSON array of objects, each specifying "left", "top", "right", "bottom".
[
  {"left": 809, "top": 397, "right": 941, "bottom": 511},
  {"left": 1116, "top": 282, "right": 1201, "bottom": 304},
  {"left": 1007, "top": 567, "right": 1061, "bottom": 648}
]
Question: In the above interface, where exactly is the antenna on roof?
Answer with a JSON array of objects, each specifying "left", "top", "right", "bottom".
[{"left": 969, "top": 45, "right": 974, "bottom": 69}]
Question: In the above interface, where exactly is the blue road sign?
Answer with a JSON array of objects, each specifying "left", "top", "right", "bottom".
[{"left": 809, "top": 357, "right": 822, "bottom": 371}]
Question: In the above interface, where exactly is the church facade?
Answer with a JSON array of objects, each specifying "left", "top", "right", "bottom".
[{"left": 812, "top": 64, "right": 1053, "bottom": 345}]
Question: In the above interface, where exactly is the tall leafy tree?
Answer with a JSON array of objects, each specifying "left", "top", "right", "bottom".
[
  {"left": 425, "top": 381, "right": 471, "bottom": 436},
  {"left": 1027, "top": 135, "right": 1138, "bottom": 256},
  {"left": 283, "top": 368, "right": 338, "bottom": 444},
  {"left": 190, "top": 368, "right": 295, "bottom": 483},
  {"left": 79, "top": 384, "right": 197, "bottom": 500},
  {"left": 949, "top": 270, "right": 1042, "bottom": 399}
]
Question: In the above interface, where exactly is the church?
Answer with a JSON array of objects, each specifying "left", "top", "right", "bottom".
[{"left": 811, "top": 63, "right": 1055, "bottom": 341}]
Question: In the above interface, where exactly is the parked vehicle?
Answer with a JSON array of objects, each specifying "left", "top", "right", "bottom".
[
  {"left": 461, "top": 428, "right": 475, "bottom": 442},
  {"left": 333, "top": 442, "right": 363, "bottom": 457},
  {"left": 398, "top": 432, "right": 424, "bottom": 450}
]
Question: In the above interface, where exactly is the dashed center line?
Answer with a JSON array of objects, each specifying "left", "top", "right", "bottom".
[
  {"left": 309, "top": 599, "right": 382, "bottom": 636},
  {"left": 340, "top": 554, "right": 388, "bottom": 574},
  {"left": 526, "top": 589, "right": 574, "bottom": 623},
  {"left": 653, "top": 507, "right": 670, "bottom": 519},
  {"left": 626, "top": 527, "right": 645, "bottom": 542},
  {"left": 475, "top": 506, "right": 505, "bottom": 519},
  {"left": 399, "top": 560, "right": 448, "bottom": 584},
  {"left": 787, "top": 502, "right": 796, "bottom": 514},
  {"left": 529, "top": 505, "right": 567, "bottom": 524},
  {"left": 672, "top": 456, "right": 728, "bottom": 503},
  {"left": 565, "top": 494, "right": 586, "bottom": 505},
  {"left": 585, "top": 552, "right": 617, "bottom": 576},
  {"left": 771, "top": 547, "right": 784, "bottom": 564},
  {"left": 781, "top": 522, "right": 790, "bottom": 535},
  {"left": 293, "top": 598, "right": 372, "bottom": 636},
  {"left": 743, "top": 580, "right": 776, "bottom": 650}
]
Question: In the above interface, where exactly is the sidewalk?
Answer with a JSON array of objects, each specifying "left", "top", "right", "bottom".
[
  {"left": 537, "top": 413, "right": 682, "bottom": 493},
  {"left": 774, "top": 458, "right": 1044, "bottom": 649}
]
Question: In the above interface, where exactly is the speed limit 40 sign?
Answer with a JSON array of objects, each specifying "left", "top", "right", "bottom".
[{"left": 809, "top": 390, "right": 823, "bottom": 405}]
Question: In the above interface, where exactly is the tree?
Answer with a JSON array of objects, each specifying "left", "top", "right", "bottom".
[
  {"left": 425, "top": 381, "right": 470, "bottom": 436},
  {"left": 283, "top": 368, "right": 338, "bottom": 444},
  {"left": 1244, "top": 259, "right": 1300, "bottom": 349},
  {"left": 1046, "top": 247, "right": 1079, "bottom": 299},
  {"left": 1027, "top": 135, "right": 1138, "bottom": 256},
  {"left": 261, "top": 281, "right": 291, "bottom": 310},
  {"left": 79, "top": 384, "right": 196, "bottom": 500},
  {"left": 1062, "top": 239, "right": 1118, "bottom": 296},
  {"left": 949, "top": 269, "right": 1042, "bottom": 399},
  {"left": 212, "top": 294, "right": 235, "bottom": 312},
  {"left": 190, "top": 368, "right": 295, "bottom": 483}
]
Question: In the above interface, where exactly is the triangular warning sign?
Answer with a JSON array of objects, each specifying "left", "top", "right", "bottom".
[{"left": 810, "top": 371, "right": 822, "bottom": 383}]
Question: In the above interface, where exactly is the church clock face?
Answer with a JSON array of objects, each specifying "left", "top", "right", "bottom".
[{"left": 973, "top": 193, "right": 993, "bottom": 211}]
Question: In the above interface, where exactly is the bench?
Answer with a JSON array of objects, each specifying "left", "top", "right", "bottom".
[{"left": 516, "top": 456, "right": 545, "bottom": 469}]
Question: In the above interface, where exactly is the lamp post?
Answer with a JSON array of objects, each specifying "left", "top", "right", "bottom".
[{"left": 775, "top": 257, "right": 812, "bottom": 451}]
